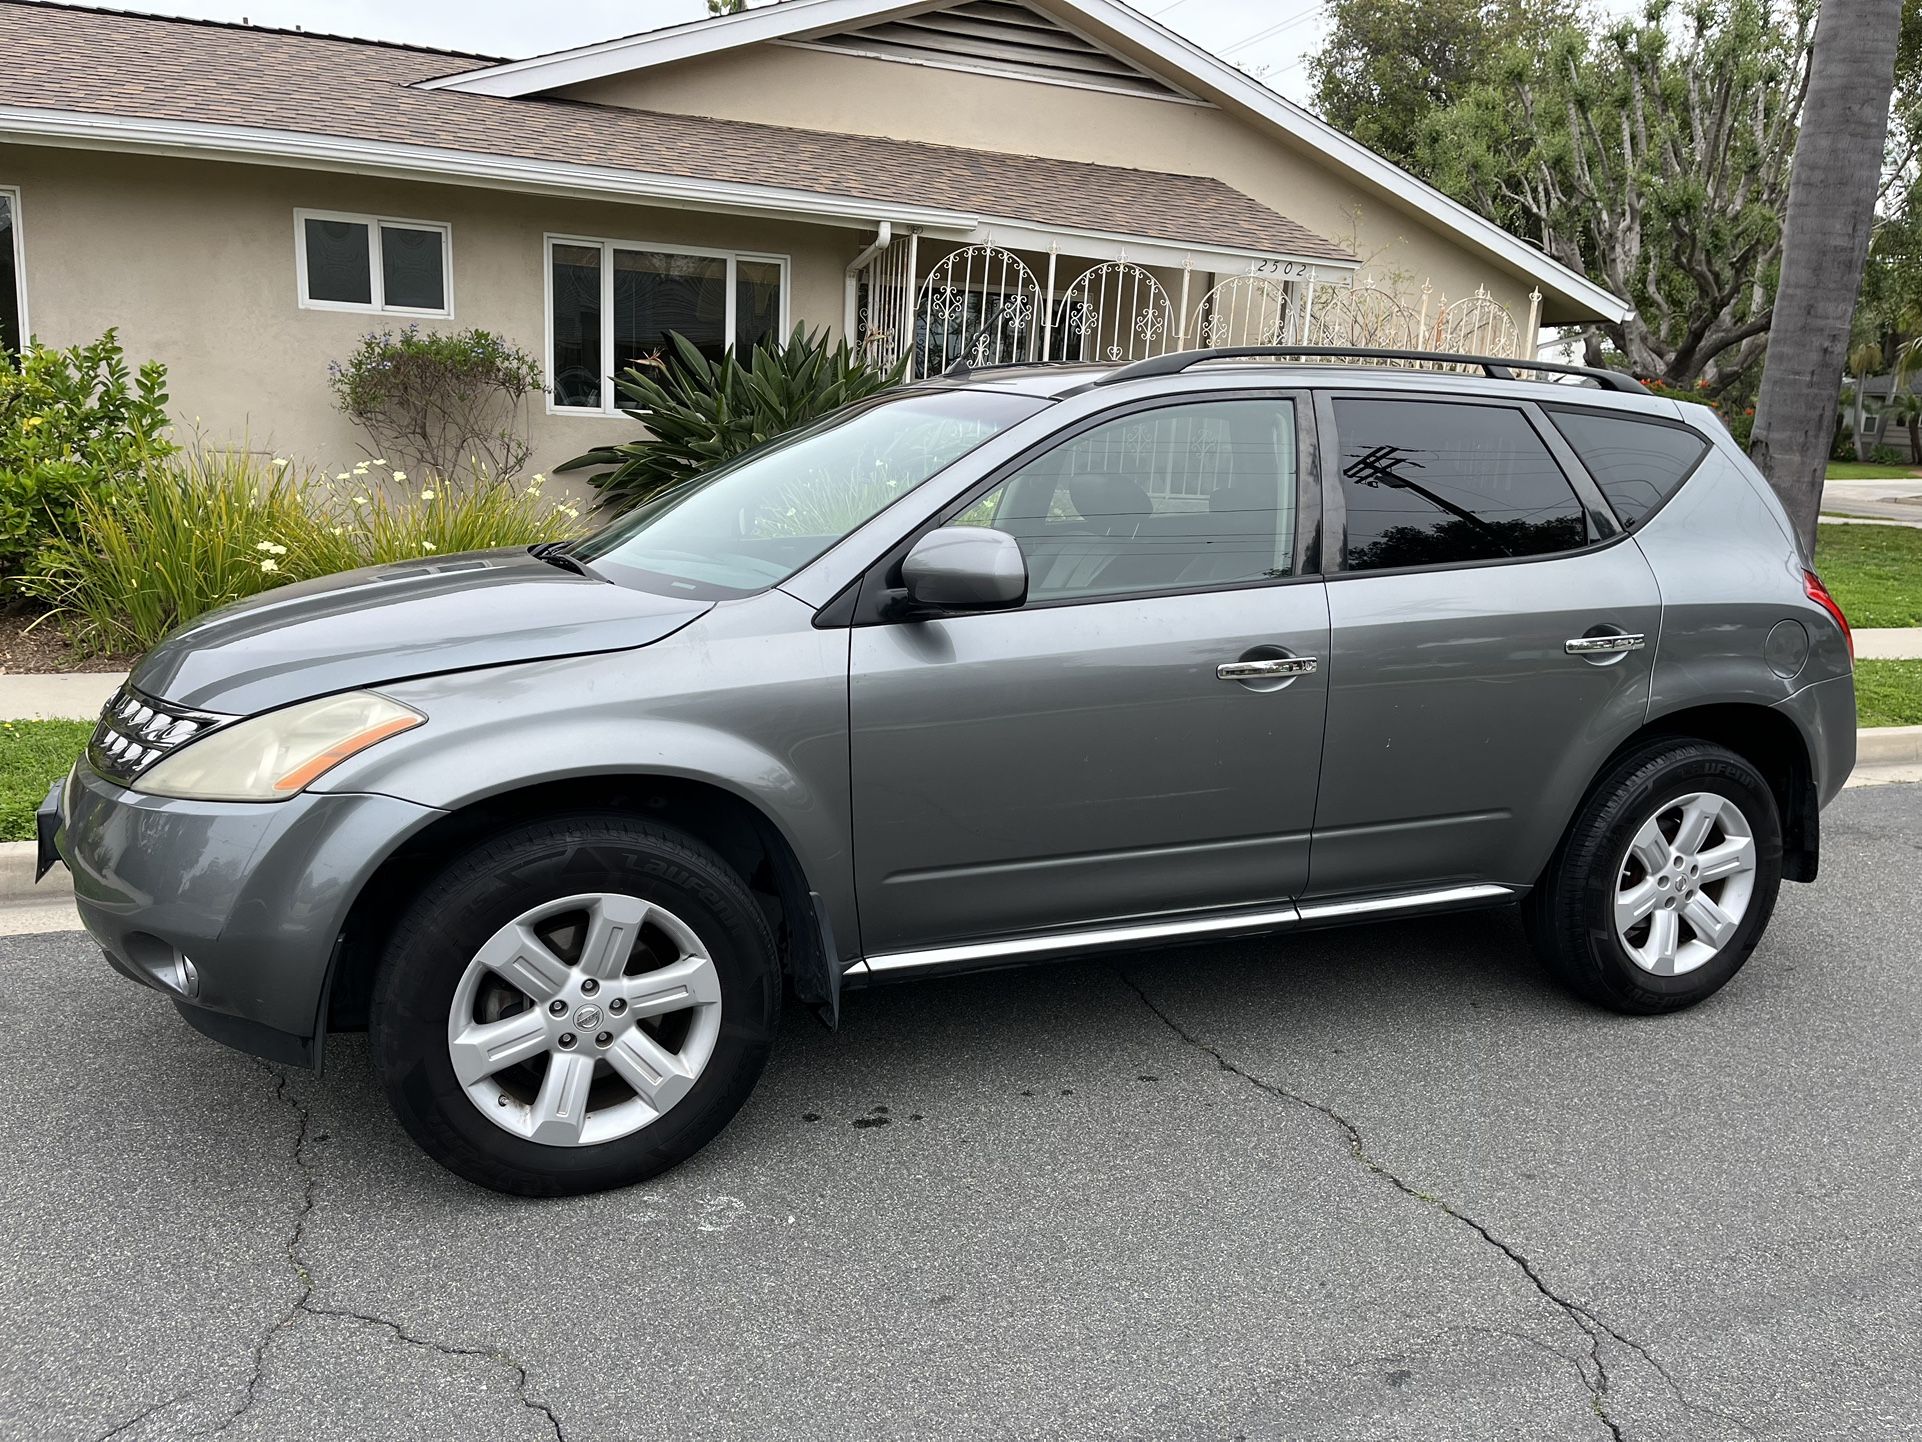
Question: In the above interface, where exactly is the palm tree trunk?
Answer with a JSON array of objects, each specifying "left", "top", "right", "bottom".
[{"left": 1749, "top": 0, "right": 1903, "bottom": 554}]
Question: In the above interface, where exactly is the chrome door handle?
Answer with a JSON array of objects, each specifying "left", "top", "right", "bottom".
[
  {"left": 1217, "top": 656, "right": 1319, "bottom": 681},
  {"left": 1564, "top": 633, "right": 1646, "bottom": 655}
]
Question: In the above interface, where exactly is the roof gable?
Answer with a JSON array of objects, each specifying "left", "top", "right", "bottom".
[
  {"left": 418, "top": 0, "right": 1629, "bottom": 323},
  {"left": 781, "top": 0, "right": 1200, "bottom": 103}
]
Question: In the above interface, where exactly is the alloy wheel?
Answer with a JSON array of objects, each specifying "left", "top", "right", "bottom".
[
  {"left": 446, "top": 892, "right": 723, "bottom": 1147},
  {"left": 1613, "top": 790, "right": 1758, "bottom": 977}
]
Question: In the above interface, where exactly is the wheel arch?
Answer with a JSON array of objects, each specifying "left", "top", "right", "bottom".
[
  {"left": 324, "top": 773, "right": 840, "bottom": 1038},
  {"left": 1572, "top": 701, "right": 1819, "bottom": 884}
]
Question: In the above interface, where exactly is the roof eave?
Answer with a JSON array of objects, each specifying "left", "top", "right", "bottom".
[{"left": 419, "top": 0, "right": 1630, "bottom": 324}]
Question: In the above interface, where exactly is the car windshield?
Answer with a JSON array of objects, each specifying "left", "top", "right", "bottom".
[{"left": 572, "top": 389, "right": 1048, "bottom": 598}]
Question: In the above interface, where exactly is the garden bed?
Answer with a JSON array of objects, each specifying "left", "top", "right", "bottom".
[{"left": 0, "top": 605, "right": 134, "bottom": 675}]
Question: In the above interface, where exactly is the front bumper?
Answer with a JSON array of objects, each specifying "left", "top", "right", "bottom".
[{"left": 56, "top": 757, "right": 443, "bottom": 1067}]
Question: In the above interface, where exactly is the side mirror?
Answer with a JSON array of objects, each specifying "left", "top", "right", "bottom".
[{"left": 899, "top": 526, "right": 1028, "bottom": 613}]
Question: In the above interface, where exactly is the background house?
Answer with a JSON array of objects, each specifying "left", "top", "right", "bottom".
[{"left": 0, "top": 0, "right": 1629, "bottom": 480}]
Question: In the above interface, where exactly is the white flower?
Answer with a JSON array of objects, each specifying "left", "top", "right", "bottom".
[
  {"left": 353, "top": 463, "right": 370, "bottom": 475},
  {"left": 372, "top": 458, "right": 388, "bottom": 466},
  {"left": 330, "top": 526, "right": 345, "bottom": 536},
  {"left": 419, "top": 488, "right": 436, "bottom": 501},
  {"left": 392, "top": 470, "right": 407, "bottom": 482},
  {"left": 352, "top": 495, "right": 369, "bottom": 506},
  {"left": 334, "top": 472, "right": 350, "bottom": 482},
  {"left": 531, "top": 474, "right": 546, "bottom": 485},
  {"left": 560, "top": 505, "right": 580, "bottom": 519},
  {"left": 258, "top": 558, "right": 280, "bottom": 574},
  {"left": 271, "top": 457, "right": 289, "bottom": 469},
  {"left": 421, "top": 541, "right": 436, "bottom": 552},
  {"left": 254, "top": 541, "right": 275, "bottom": 552}
]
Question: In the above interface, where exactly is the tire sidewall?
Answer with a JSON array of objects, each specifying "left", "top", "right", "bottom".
[
  {"left": 371, "top": 819, "right": 780, "bottom": 1195},
  {"left": 1572, "top": 748, "right": 1783, "bottom": 1011}
]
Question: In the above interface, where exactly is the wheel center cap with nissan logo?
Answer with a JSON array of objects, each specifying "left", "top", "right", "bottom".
[{"left": 573, "top": 1004, "right": 603, "bottom": 1030}]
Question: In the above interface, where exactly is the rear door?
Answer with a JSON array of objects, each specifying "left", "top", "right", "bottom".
[
  {"left": 848, "top": 393, "right": 1329, "bottom": 957},
  {"left": 1309, "top": 391, "right": 1662, "bottom": 898}
]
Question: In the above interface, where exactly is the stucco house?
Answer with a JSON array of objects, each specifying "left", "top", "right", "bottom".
[{"left": 0, "top": 0, "right": 1630, "bottom": 480}]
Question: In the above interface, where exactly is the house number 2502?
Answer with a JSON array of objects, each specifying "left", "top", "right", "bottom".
[{"left": 1249, "top": 259, "right": 1311, "bottom": 278}]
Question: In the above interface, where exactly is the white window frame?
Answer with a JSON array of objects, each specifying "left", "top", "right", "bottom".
[
  {"left": 294, "top": 208, "right": 453, "bottom": 317},
  {"left": 543, "top": 233, "right": 790, "bottom": 416},
  {"left": 1, "top": 185, "right": 27, "bottom": 351}
]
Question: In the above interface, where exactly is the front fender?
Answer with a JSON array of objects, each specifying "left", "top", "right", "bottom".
[{"left": 310, "top": 594, "right": 859, "bottom": 955}]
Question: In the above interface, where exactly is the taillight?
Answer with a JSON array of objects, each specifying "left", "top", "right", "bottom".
[{"left": 1803, "top": 569, "right": 1853, "bottom": 661}]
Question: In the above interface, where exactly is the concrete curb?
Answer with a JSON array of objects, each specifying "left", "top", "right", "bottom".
[{"left": 1857, "top": 724, "right": 1922, "bottom": 767}]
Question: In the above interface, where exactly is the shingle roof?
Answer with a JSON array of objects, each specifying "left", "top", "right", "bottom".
[{"left": 0, "top": 0, "right": 1353, "bottom": 263}]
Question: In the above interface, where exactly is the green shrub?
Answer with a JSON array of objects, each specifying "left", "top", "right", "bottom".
[
  {"left": 329, "top": 326, "right": 542, "bottom": 482},
  {"left": 0, "top": 329, "right": 173, "bottom": 583},
  {"left": 26, "top": 452, "right": 585, "bottom": 656},
  {"left": 559, "top": 324, "right": 906, "bottom": 508},
  {"left": 1638, "top": 376, "right": 1755, "bottom": 447}
]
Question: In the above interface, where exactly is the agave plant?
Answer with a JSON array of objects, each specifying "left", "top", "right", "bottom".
[{"left": 556, "top": 324, "right": 907, "bottom": 508}]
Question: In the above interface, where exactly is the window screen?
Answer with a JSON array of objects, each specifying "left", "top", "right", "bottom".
[
  {"left": 379, "top": 224, "right": 446, "bottom": 311},
  {"left": 960, "top": 399, "right": 1298, "bottom": 602},
  {"left": 550, "top": 243, "right": 603, "bottom": 409},
  {"left": 302, "top": 217, "right": 372, "bottom": 306},
  {"left": 1547, "top": 408, "right": 1710, "bottom": 528},
  {"left": 1333, "top": 399, "right": 1587, "bottom": 571}
]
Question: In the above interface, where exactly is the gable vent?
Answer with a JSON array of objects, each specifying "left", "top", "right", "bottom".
[{"left": 787, "top": 1, "right": 1200, "bottom": 102}]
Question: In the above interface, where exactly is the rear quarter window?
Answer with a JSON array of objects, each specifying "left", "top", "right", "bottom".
[{"left": 1545, "top": 408, "right": 1710, "bottom": 529}]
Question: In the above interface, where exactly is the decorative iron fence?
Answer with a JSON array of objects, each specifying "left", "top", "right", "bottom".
[{"left": 851, "top": 238, "right": 1542, "bottom": 378}]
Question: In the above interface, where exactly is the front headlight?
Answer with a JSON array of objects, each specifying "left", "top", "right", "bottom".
[{"left": 132, "top": 691, "right": 424, "bottom": 802}]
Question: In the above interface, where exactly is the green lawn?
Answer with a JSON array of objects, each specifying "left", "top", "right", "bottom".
[
  {"left": 1811, "top": 522, "right": 1922, "bottom": 628},
  {"left": 0, "top": 720, "right": 91, "bottom": 842},
  {"left": 1856, "top": 660, "right": 1922, "bottom": 729},
  {"left": 1827, "top": 461, "right": 1922, "bottom": 480}
]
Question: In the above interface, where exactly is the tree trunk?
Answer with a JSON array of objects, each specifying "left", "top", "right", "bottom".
[
  {"left": 1853, "top": 373, "right": 1869, "bottom": 460},
  {"left": 1749, "top": 0, "right": 1903, "bottom": 554}
]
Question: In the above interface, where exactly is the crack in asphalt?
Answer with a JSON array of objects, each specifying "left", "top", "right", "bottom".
[
  {"left": 189, "top": 1067, "right": 566, "bottom": 1442},
  {"left": 1115, "top": 967, "right": 1756, "bottom": 1442},
  {"left": 91, "top": 1394, "right": 188, "bottom": 1442}
]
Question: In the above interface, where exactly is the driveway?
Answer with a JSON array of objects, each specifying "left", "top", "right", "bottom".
[{"left": 3, "top": 783, "right": 1919, "bottom": 1442}]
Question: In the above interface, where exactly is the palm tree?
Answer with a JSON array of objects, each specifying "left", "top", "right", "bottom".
[{"left": 1749, "top": 0, "right": 1904, "bottom": 551}]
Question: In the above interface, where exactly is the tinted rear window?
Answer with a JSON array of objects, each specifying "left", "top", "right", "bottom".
[
  {"left": 1546, "top": 408, "right": 1709, "bottom": 528},
  {"left": 1333, "top": 398, "right": 1588, "bottom": 571}
]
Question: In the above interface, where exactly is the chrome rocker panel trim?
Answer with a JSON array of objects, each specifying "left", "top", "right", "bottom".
[{"left": 850, "top": 883, "right": 1516, "bottom": 979}]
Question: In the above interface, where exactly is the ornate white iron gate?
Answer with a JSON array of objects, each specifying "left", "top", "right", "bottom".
[
  {"left": 1050, "top": 261, "right": 1177, "bottom": 363},
  {"left": 1190, "top": 275, "right": 1297, "bottom": 349},
  {"left": 914, "top": 245, "right": 1043, "bottom": 374}
]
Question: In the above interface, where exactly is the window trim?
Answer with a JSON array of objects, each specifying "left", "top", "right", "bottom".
[
  {"left": 1314, "top": 390, "right": 1617, "bottom": 581},
  {"left": 293, "top": 208, "right": 453, "bottom": 317},
  {"left": 0, "top": 184, "right": 27, "bottom": 353},
  {"left": 847, "top": 390, "right": 1322, "bottom": 625},
  {"left": 543, "top": 232, "right": 791, "bottom": 418}
]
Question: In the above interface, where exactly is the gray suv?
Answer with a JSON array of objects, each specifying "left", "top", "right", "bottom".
[{"left": 44, "top": 347, "right": 1856, "bottom": 1195}]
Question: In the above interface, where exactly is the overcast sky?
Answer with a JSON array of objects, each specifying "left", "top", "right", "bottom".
[{"left": 52, "top": 0, "right": 1336, "bottom": 104}]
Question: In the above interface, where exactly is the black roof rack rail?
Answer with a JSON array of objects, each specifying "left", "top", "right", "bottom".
[
  {"left": 938, "top": 357, "right": 1101, "bottom": 379},
  {"left": 1094, "top": 346, "right": 1648, "bottom": 395}
]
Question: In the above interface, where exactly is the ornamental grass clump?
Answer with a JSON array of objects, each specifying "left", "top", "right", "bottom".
[
  {"left": 25, "top": 446, "right": 312, "bottom": 654},
  {"left": 27, "top": 452, "right": 587, "bottom": 656}
]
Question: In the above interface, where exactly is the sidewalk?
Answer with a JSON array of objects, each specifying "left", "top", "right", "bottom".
[
  {"left": 0, "top": 671, "right": 125, "bottom": 719},
  {"left": 1857, "top": 627, "right": 1922, "bottom": 660}
]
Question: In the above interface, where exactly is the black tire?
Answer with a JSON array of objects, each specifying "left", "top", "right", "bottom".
[
  {"left": 1525, "top": 740, "right": 1783, "bottom": 1015},
  {"left": 369, "top": 814, "right": 781, "bottom": 1196}
]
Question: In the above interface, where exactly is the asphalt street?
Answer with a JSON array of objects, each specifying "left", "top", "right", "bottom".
[{"left": 3, "top": 782, "right": 1919, "bottom": 1442}]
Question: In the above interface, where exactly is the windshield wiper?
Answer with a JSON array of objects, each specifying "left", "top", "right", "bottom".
[{"left": 530, "top": 540, "right": 594, "bottom": 577}]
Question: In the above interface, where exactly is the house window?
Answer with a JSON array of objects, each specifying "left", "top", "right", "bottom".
[
  {"left": 546, "top": 235, "right": 788, "bottom": 412},
  {"left": 295, "top": 210, "right": 451, "bottom": 315},
  {"left": 1, "top": 187, "right": 25, "bottom": 358}
]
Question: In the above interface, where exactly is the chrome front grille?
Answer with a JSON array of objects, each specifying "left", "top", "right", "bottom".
[{"left": 89, "top": 685, "right": 234, "bottom": 784}]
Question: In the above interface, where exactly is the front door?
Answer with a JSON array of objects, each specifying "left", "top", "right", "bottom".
[
  {"left": 848, "top": 395, "right": 1328, "bottom": 957},
  {"left": 1309, "top": 392, "right": 1664, "bottom": 896}
]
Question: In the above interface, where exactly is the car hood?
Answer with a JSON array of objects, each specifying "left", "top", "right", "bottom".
[{"left": 131, "top": 548, "right": 712, "bottom": 714}]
